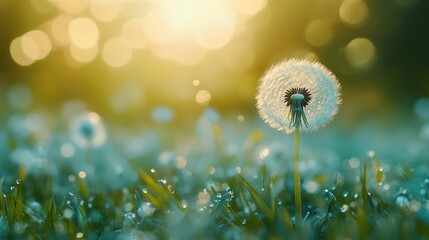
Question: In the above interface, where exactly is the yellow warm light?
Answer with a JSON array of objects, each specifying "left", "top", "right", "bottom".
[
  {"left": 192, "top": 2, "right": 236, "bottom": 49},
  {"left": 121, "top": 18, "right": 148, "bottom": 49},
  {"left": 10, "top": 37, "right": 35, "bottom": 66},
  {"left": 226, "top": 43, "right": 255, "bottom": 72},
  {"left": 143, "top": 0, "right": 236, "bottom": 49},
  {"left": 22, "top": 30, "right": 52, "bottom": 61},
  {"left": 89, "top": 0, "right": 121, "bottom": 22},
  {"left": 231, "top": 0, "right": 267, "bottom": 16},
  {"left": 49, "top": 0, "right": 88, "bottom": 15},
  {"left": 345, "top": 38, "right": 376, "bottom": 68},
  {"left": 70, "top": 43, "right": 98, "bottom": 63},
  {"left": 305, "top": 20, "right": 332, "bottom": 47},
  {"left": 102, "top": 37, "right": 133, "bottom": 67},
  {"left": 69, "top": 17, "right": 99, "bottom": 49},
  {"left": 50, "top": 14, "right": 73, "bottom": 46},
  {"left": 195, "top": 90, "right": 211, "bottom": 105},
  {"left": 21, "top": 35, "right": 40, "bottom": 61},
  {"left": 339, "top": 0, "right": 369, "bottom": 27}
]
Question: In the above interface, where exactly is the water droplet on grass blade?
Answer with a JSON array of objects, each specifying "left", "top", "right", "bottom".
[
  {"left": 76, "top": 232, "right": 84, "bottom": 238},
  {"left": 396, "top": 195, "right": 410, "bottom": 208}
]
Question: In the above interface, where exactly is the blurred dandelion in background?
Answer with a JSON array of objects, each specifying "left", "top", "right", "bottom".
[{"left": 70, "top": 112, "right": 106, "bottom": 148}]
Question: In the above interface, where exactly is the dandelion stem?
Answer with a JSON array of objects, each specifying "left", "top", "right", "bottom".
[{"left": 293, "top": 126, "right": 302, "bottom": 229}]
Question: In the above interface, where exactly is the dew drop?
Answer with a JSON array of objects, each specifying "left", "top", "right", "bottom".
[
  {"left": 158, "top": 179, "right": 167, "bottom": 184},
  {"left": 124, "top": 212, "right": 136, "bottom": 219},
  {"left": 343, "top": 191, "right": 349, "bottom": 198},
  {"left": 277, "top": 199, "right": 283, "bottom": 205},
  {"left": 396, "top": 195, "right": 410, "bottom": 208},
  {"left": 69, "top": 191, "right": 74, "bottom": 196},
  {"left": 63, "top": 208, "right": 74, "bottom": 219},
  {"left": 142, "top": 188, "right": 148, "bottom": 194},
  {"left": 244, "top": 207, "right": 250, "bottom": 214},
  {"left": 241, "top": 219, "right": 247, "bottom": 225},
  {"left": 353, "top": 193, "right": 358, "bottom": 199},
  {"left": 150, "top": 169, "right": 155, "bottom": 173},
  {"left": 209, "top": 202, "right": 215, "bottom": 208},
  {"left": 340, "top": 204, "right": 349, "bottom": 213},
  {"left": 15, "top": 179, "right": 21, "bottom": 185},
  {"left": 10, "top": 186, "right": 15, "bottom": 191}
]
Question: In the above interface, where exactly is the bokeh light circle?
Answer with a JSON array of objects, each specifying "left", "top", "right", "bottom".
[
  {"left": 345, "top": 38, "right": 376, "bottom": 68},
  {"left": 102, "top": 37, "right": 133, "bottom": 67},
  {"left": 68, "top": 17, "right": 99, "bottom": 49}
]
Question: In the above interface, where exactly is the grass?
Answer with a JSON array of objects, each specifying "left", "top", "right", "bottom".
[
  {"left": 1, "top": 116, "right": 429, "bottom": 239},
  {"left": 1, "top": 156, "right": 429, "bottom": 239}
]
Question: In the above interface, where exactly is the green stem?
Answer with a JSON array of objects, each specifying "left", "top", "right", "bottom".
[{"left": 293, "top": 127, "right": 302, "bottom": 229}]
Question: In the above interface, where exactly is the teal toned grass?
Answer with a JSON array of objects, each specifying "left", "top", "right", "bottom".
[{"left": 1, "top": 156, "right": 429, "bottom": 239}]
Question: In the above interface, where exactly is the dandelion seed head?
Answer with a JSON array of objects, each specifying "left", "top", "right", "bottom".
[{"left": 256, "top": 58, "right": 341, "bottom": 133}]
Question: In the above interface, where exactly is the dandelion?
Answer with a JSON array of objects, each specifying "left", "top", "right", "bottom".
[
  {"left": 70, "top": 112, "right": 106, "bottom": 148},
  {"left": 256, "top": 58, "right": 341, "bottom": 229},
  {"left": 256, "top": 59, "right": 341, "bottom": 133}
]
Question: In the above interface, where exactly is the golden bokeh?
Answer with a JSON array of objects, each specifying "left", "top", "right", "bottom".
[
  {"left": 69, "top": 17, "right": 99, "bottom": 49},
  {"left": 10, "top": 37, "right": 35, "bottom": 66},
  {"left": 305, "top": 20, "right": 332, "bottom": 47},
  {"left": 339, "top": 0, "right": 369, "bottom": 27},
  {"left": 345, "top": 38, "right": 376, "bottom": 68},
  {"left": 70, "top": 43, "right": 98, "bottom": 63},
  {"left": 195, "top": 90, "right": 212, "bottom": 106},
  {"left": 121, "top": 18, "right": 148, "bottom": 49},
  {"left": 89, "top": 0, "right": 121, "bottom": 22},
  {"left": 102, "top": 37, "right": 133, "bottom": 67}
]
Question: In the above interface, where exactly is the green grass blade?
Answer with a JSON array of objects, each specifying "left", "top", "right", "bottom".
[{"left": 238, "top": 175, "right": 273, "bottom": 220}]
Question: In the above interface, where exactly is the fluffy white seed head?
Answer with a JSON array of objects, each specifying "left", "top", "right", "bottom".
[{"left": 256, "top": 58, "right": 341, "bottom": 133}]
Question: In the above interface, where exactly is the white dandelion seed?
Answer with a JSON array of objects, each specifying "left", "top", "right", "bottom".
[{"left": 256, "top": 58, "right": 341, "bottom": 133}]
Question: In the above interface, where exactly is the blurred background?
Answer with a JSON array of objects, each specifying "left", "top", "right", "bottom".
[{"left": 1, "top": 0, "right": 429, "bottom": 130}]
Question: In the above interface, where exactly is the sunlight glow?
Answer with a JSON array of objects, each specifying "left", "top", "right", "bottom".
[
  {"left": 70, "top": 43, "right": 98, "bottom": 63},
  {"left": 12, "top": 0, "right": 267, "bottom": 67},
  {"left": 50, "top": 14, "right": 73, "bottom": 46},
  {"left": 69, "top": 17, "right": 99, "bottom": 49},
  {"left": 121, "top": 18, "right": 148, "bottom": 49},
  {"left": 102, "top": 37, "right": 133, "bottom": 67},
  {"left": 195, "top": 90, "right": 212, "bottom": 105},
  {"left": 89, "top": 0, "right": 121, "bottom": 22}
]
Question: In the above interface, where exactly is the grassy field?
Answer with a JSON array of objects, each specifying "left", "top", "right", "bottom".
[{"left": 1, "top": 110, "right": 428, "bottom": 240}]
